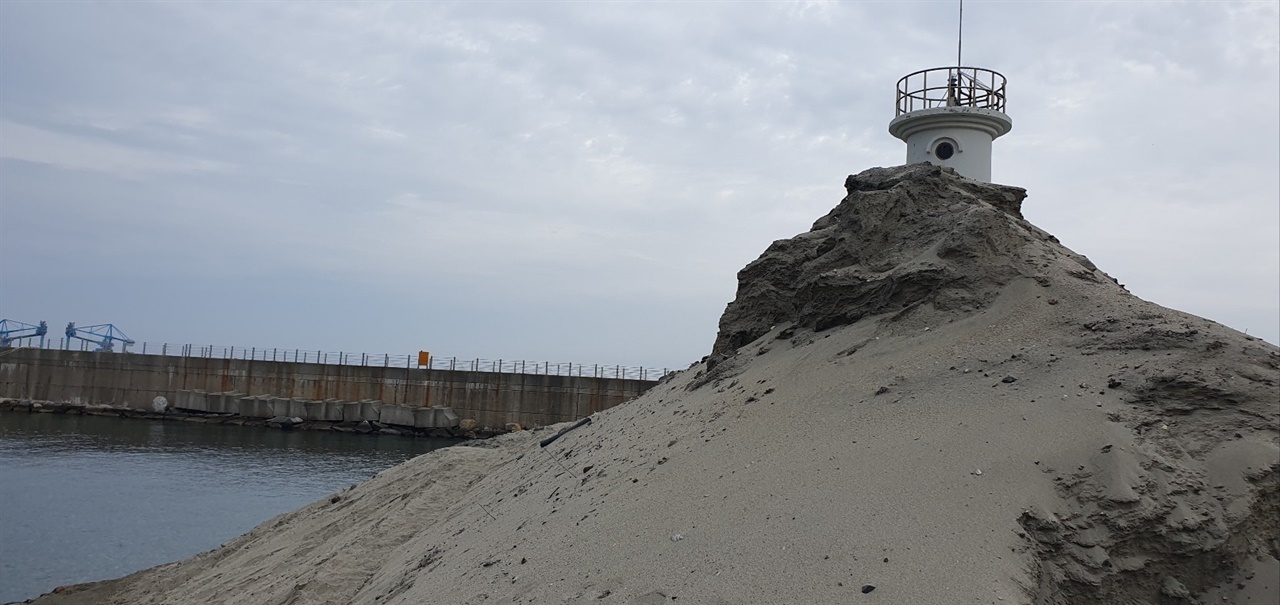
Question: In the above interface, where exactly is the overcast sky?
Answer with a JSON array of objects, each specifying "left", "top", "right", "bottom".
[{"left": 1, "top": 1, "right": 1277, "bottom": 371}]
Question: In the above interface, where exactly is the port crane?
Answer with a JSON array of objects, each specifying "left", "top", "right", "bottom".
[
  {"left": 0, "top": 319, "right": 48, "bottom": 347},
  {"left": 65, "top": 322, "right": 135, "bottom": 352}
]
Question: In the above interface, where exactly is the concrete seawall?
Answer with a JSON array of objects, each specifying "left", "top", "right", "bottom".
[{"left": 0, "top": 348, "right": 658, "bottom": 429}]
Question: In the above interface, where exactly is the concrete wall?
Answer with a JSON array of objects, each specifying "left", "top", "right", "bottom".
[{"left": 0, "top": 348, "right": 657, "bottom": 429}]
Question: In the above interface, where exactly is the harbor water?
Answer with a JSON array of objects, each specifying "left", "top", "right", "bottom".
[{"left": 0, "top": 411, "right": 453, "bottom": 603}]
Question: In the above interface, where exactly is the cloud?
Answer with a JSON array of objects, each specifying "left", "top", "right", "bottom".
[{"left": 0, "top": 120, "right": 229, "bottom": 178}]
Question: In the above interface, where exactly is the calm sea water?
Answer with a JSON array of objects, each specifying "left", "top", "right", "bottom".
[{"left": 0, "top": 412, "right": 453, "bottom": 603}]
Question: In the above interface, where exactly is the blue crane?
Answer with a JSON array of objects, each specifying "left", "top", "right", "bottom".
[
  {"left": 0, "top": 319, "right": 48, "bottom": 347},
  {"left": 65, "top": 322, "right": 135, "bottom": 352}
]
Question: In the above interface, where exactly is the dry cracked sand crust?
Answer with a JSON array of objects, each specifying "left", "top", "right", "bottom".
[{"left": 33, "top": 164, "right": 1279, "bottom": 605}]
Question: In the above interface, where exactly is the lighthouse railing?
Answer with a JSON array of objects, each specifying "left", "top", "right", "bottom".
[{"left": 895, "top": 66, "right": 1006, "bottom": 116}]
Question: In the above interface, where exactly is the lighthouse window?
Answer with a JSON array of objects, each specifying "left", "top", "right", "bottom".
[{"left": 934, "top": 141, "right": 955, "bottom": 160}]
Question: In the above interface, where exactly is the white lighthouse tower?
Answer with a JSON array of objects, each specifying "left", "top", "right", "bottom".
[
  {"left": 888, "top": 5, "right": 1011, "bottom": 182},
  {"left": 888, "top": 67, "right": 1010, "bottom": 182}
]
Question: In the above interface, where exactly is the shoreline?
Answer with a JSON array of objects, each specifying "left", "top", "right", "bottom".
[{"left": 0, "top": 398, "right": 505, "bottom": 440}]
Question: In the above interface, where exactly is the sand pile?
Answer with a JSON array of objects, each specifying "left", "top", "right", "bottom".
[{"left": 36, "top": 165, "right": 1279, "bottom": 605}]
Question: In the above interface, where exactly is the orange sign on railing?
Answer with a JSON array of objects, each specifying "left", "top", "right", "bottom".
[{"left": 417, "top": 351, "right": 431, "bottom": 367}]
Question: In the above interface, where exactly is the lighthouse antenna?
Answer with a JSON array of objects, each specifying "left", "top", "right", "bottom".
[{"left": 956, "top": 0, "right": 963, "bottom": 67}]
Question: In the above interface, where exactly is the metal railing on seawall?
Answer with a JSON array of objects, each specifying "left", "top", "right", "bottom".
[{"left": 22, "top": 339, "right": 671, "bottom": 382}]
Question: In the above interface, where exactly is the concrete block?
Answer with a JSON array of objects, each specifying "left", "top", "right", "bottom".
[
  {"left": 280, "top": 399, "right": 304, "bottom": 416},
  {"left": 258, "top": 396, "right": 280, "bottom": 418},
  {"left": 226, "top": 392, "right": 246, "bottom": 414},
  {"left": 412, "top": 406, "right": 459, "bottom": 429},
  {"left": 243, "top": 393, "right": 266, "bottom": 416},
  {"left": 212, "top": 392, "right": 244, "bottom": 414},
  {"left": 297, "top": 399, "right": 342, "bottom": 422},
  {"left": 238, "top": 396, "right": 274, "bottom": 419},
  {"left": 268, "top": 398, "right": 292, "bottom": 417},
  {"left": 341, "top": 402, "right": 363, "bottom": 423},
  {"left": 320, "top": 400, "right": 345, "bottom": 422},
  {"left": 357, "top": 400, "right": 382, "bottom": 423},
  {"left": 302, "top": 400, "right": 325, "bottom": 421},
  {"left": 379, "top": 404, "right": 415, "bottom": 427},
  {"left": 205, "top": 392, "right": 224, "bottom": 414},
  {"left": 175, "top": 390, "right": 208, "bottom": 412},
  {"left": 412, "top": 406, "right": 438, "bottom": 428}
]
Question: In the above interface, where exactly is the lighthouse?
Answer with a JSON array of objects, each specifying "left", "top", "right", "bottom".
[
  {"left": 888, "top": 66, "right": 1011, "bottom": 183},
  {"left": 887, "top": 3, "right": 1010, "bottom": 183}
]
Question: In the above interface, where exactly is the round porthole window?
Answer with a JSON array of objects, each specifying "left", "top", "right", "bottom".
[{"left": 934, "top": 140, "right": 956, "bottom": 160}]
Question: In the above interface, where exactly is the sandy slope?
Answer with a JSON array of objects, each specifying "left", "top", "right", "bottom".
[{"left": 34, "top": 165, "right": 1279, "bottom": 605}]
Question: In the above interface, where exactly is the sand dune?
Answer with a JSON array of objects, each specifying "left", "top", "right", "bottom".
[{"left": 35, "top": 165, "right": 1279, "bottom": 605}]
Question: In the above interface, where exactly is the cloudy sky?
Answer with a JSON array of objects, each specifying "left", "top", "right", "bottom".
[{"left": 1, "top": 1, "right": 1277, "bottom": 371}]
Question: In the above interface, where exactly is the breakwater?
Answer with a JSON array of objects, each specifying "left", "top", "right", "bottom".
[{"left": 0, "top": 348, "right": 658, "bottom": 429}]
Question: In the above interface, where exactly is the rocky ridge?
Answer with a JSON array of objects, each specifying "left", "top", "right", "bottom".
[{"left": 712, "top": 163, "right": 1102, "bottom": 357}]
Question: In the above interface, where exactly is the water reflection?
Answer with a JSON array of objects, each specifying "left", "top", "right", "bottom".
[{"left": 0, "top": 412, "right": 453, "bottom": 603}]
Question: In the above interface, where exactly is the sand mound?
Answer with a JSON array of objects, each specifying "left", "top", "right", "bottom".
[{"left": 34, "top": 165, "right": 1279, "bottom": 605}]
